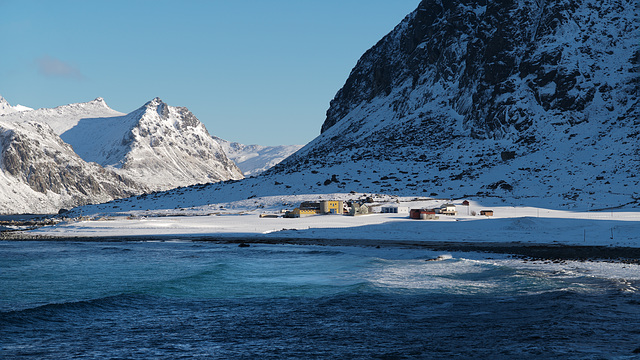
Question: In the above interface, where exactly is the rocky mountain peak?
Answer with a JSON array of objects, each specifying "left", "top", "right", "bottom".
[
  {"left": 135, "top": 97, "right": 201, "bottom": 131},
  {"left": 91, "top": 97, "right": 109, "bottom": 108},
  {"left": 0, "top": 95, "right": 11, "bottom": 114},
  {"left": 144, "top": 97, "right": 164, "bottom": 108},
  {"left": 0, "top": 96, "right": 245, "bottom": 213}
]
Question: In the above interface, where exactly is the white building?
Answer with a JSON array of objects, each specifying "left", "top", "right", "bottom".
[
  {"left": 381, "top": 206, "right": 409, "bottom": 214},
  {"left": 439, "top": 203, "right": 457, "bottom": 216}
]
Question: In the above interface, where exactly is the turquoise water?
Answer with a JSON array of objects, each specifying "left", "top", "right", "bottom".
[{"left": 1, "top": 241, "right": 639, "bottom": 359}]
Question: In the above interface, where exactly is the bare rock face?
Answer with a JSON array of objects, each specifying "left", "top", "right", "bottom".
[{"left": 272, "top": 0, "right": 640, "bottom": 208}]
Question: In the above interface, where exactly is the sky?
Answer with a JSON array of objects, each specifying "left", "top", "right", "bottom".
[{"left": 1, "top": 0, "right": 419, "bottom": 146}]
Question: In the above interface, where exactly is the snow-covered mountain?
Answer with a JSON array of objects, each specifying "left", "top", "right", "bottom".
[
  {"left": 7, "top": 0, "right": 639, "bottom": 216},
  {"left": 0, "top": 96, "right": 243, "bottom": 214},
  {"left": 216, "top": 139, "right": 302, "bottom": 176},
  {"left": 269, "top": 0, "right": 640, "bottom": 209},
  {"left": 59, "top": 98, "right": 243, "bottom": 190},
  {"left": 70, "top": 0, "right": 640, "bottom": 216}
]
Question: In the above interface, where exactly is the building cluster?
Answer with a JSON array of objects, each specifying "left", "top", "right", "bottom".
[
  {"left": 284, "top": 200, "right": 371, "bottom": 218},
  {"left": 383, "top": 202, "right": 494, "bottom": 220},
  {"left": 272, "top": 199, "right": 494, "bottom": 220},
  {"left": 408, "top": 203, "right": 456, "bottom": 220}
]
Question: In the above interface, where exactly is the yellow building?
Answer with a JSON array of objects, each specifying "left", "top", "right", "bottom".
[
  {"left": 320, "top": 200, "right": 344, "bottom": 214},
  {"left": 291, "top": 208, "right": 318, "bottom": 217}
]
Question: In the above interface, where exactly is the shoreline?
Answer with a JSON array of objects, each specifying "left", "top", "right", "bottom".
[{"left": 3, "top": 232, "right": 640, "bottom": 264}]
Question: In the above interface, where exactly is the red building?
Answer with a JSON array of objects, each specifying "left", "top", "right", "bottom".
[{"left": 410, "top": 209, "right": 437, "bottom": 219}]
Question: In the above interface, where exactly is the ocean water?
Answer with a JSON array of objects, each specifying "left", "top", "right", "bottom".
[{"left": 1, "top": 241, "right": 639, "bottom": 359}]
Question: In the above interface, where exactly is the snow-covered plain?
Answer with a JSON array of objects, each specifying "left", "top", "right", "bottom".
[{"left": 30, "top": 195, "right": 640, "bottom": 248}]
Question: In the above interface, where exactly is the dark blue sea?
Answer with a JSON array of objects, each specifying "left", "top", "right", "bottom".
[{"left": 1, "top": 241, "right": 639, "bottom": 359}]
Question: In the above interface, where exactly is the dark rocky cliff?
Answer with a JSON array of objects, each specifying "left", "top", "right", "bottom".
[{"left": 322, "top": 0, "right": 638, "bottom": 139}]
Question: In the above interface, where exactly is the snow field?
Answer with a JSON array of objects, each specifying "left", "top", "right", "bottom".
[{"left": 32, "top": 195, "right": 640, "bottom": 248}]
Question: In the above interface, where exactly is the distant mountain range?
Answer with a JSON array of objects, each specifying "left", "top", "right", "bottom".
[
  {"left": 216, "top": 140, "right": 303, "bottom": 177},
  {"left": 0, "top": 96, "right": 300, "bottom": 214}
]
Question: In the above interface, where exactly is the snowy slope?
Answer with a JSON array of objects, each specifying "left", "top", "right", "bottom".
[
  {"left": 1, "top": 97, "right": 122, "bottom": 134},
  {"left": 268, "top": 0, "right": 640, "bottom": 210},
  {"left": 216, "top": 139, "right": 302, "bottom": 176}
]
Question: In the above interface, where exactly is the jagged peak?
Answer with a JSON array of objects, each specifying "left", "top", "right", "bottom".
[
  {"left": 89, "top": 97, "right": 110, "bottom": 108},
  {"left": 140, "top": 97, "right": 169, "bottom": 118},
  {"left": 144, "top": 97, "right": 165, "bottom": 107}
]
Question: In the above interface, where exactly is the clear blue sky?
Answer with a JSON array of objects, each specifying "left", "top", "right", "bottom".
[{"left": 1, "top": 0, "right": 419, "bottom": 146}]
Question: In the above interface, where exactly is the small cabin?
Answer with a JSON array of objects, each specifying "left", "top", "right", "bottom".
[
  {"left": 480, "top": 210, "right": 494, "bottom": 216},
  {"left": 462, "top": 200, "right": 470, "bottom": 206}
]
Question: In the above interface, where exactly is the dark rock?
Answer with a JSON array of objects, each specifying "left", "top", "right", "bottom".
[{"left": 501, "top": 151, "right": 516, "bottom": 161}]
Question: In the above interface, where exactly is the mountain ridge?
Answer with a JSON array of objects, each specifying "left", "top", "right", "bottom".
[{"left": 59, "top": 97, "right": 243, "bottom": 190}]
